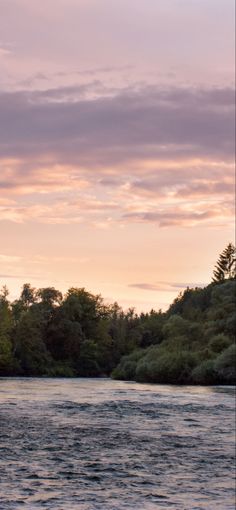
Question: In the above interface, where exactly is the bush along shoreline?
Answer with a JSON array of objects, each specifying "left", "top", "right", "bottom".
[{"left": 0, "top": 245, "right": 235, "bottom": 385}]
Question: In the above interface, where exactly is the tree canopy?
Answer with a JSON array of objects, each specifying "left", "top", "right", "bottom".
[{"left": 0, "top": 244, "right": 235, "bottom": 384}]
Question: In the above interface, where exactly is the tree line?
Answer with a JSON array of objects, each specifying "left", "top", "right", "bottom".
[{"left": 0, "top": 243, "right": 235, "bottom": 384}]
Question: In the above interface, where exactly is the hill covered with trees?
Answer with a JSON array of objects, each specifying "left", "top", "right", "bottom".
[{"left": 0, "top": 244, "right": 235, "bottom": 384}]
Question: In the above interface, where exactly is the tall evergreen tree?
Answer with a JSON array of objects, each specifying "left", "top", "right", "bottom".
[{"left": 212, "top": 243, "right": 236, "bottom": 282}]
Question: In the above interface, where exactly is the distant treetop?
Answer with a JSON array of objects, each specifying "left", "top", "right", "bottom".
[{"left": 212, "top": 243, "right": 236, "bottom": 283}]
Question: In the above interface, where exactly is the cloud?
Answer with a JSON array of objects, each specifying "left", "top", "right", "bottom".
[
  {"left": 0, "top": 47, "right": 12, "bottom": 57},
  {"left": 56, "top": 65, "right": 134, "bottom": 78},
  {"left": 0, "top": 274, "right": 49, "bottom": 281},
  {"left": 176, "top": 180, "right": 234, "bottom": 198},
  {"left": 19, "top": 72, "right": 50, "bottom": 87},
  {"left": 0, "top": 156, "right": 233, "bottom": 226},
  {"left": 0, "top": 254, "right": 22, "bottom": 263},
  {"left": 129, "top": 163, "right": 234, "bottom": 195},
  {"left": 123, "top": 204, "right": 233, "bottom": 228},
  {"left": 0, "top": 159, "right": 90, "bottom": 198},
  {"left": 0, "top": 194, "right": 119, "bottom": 225},
  {"left": 30, "top": 255, "right": 90, "bottom": 264},
  {"left": 0, "top": 274, "right": 22, "bottom": 279},
  {"left": 0, "top": 85, "right": 234, "bottom": 164},
  {"left": 129, "top": 281, "right": 205, "bottom": 292},
  {"left": 0, "top": 84, "right": 234, "bottom": 227}
]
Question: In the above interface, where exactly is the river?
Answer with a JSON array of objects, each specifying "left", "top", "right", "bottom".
[{"left": 0, "top": 378, "right": 235, "bottom": 509}]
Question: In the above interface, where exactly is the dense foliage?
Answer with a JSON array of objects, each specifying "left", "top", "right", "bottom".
[
  {"left": 0, "top": 245, "right": 235, "bottom": 384},
  {"left": 113, "top": 280, "right": 236, "bottom": 384}
]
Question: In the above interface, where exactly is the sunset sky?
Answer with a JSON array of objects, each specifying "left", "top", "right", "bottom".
[{"left": 0, "top": 0, "right": 235, "bottom": 311}]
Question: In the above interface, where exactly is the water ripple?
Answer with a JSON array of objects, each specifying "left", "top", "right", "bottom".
[{"left": 0, "top": 378, "right": 235, "bottom": 509}]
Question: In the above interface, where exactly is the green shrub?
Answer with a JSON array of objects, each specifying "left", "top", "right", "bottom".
[
  {"left": 214, "top": 344, "right": 236, "bottom": 383},
  {"left": 112, "top": 348, "right": 145, "bottom": 380},
  {"left": 191, "top": 360, "right": 217, "bottom": 385},
  {"left": 136, "top": 350, "right": 198, "bottom": 384},
  {"left": 48, "top": 362, "right": 76, "bottom": 377},
  {"left": 135, "top": 361, "right": 150, "bottom": 382}
]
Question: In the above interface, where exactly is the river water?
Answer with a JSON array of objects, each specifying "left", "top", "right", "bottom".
[{"left": 0, "top": 378, "right": 235, "bottom": 510}]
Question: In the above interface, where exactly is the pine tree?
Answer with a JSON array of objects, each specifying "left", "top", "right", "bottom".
[{"left": 212, "top": 243, "right": 236, "bottom": 282}]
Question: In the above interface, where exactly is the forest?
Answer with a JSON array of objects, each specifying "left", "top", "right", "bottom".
[{"left": 0, "top": 243, "right": 235, "bottom": 384}]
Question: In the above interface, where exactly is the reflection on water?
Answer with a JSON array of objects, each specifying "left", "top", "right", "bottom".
[{"left": 0, "top": 378, "right": 235, "bottom": 509}]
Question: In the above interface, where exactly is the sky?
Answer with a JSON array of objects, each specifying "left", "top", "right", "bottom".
[{"left": 0, "top": 0, "right": 235, "bottom": 311}]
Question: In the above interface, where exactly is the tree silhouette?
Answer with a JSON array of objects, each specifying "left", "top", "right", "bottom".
[{"left": 212, "top": 243, "right": 236, "bottom": 282}]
